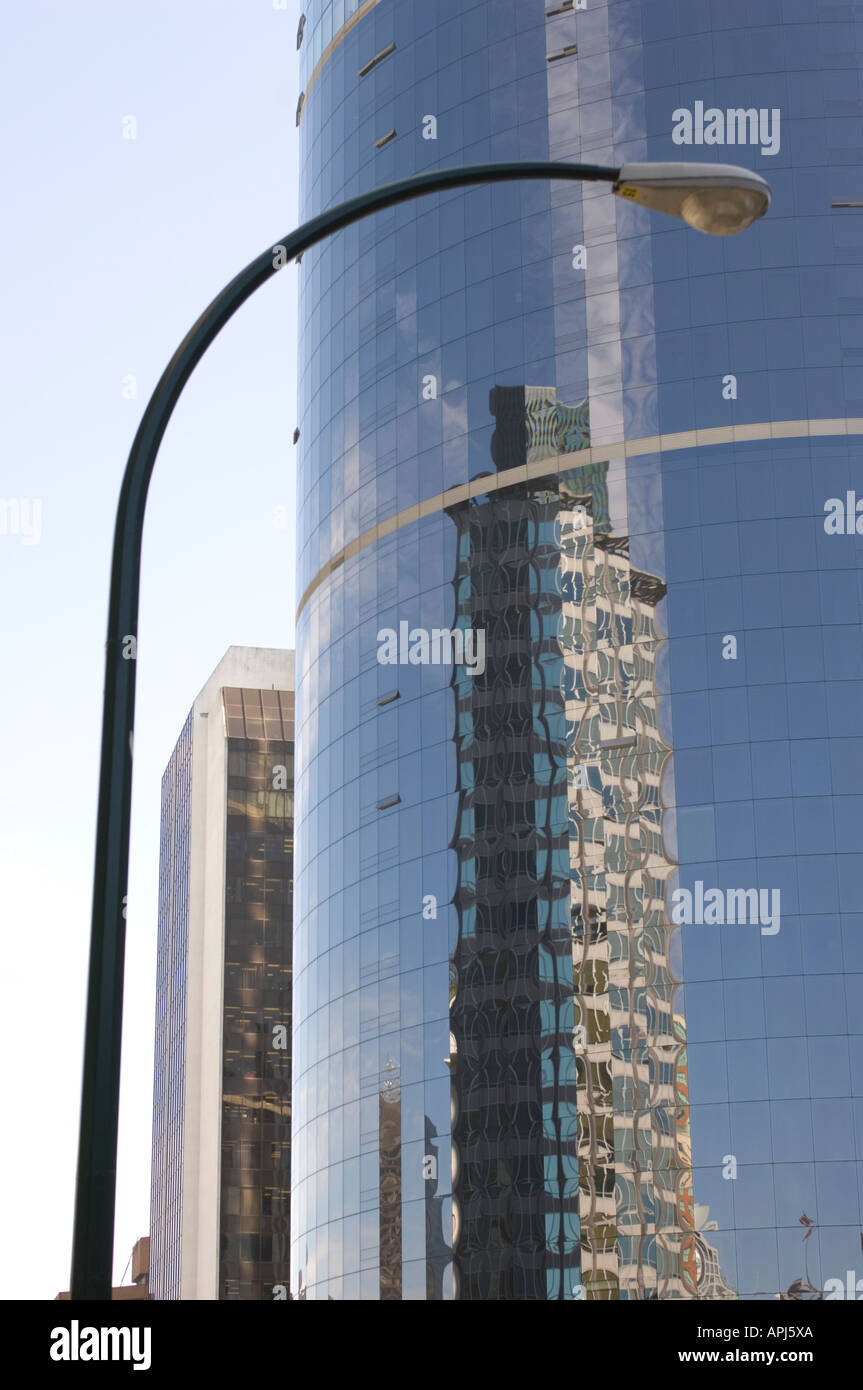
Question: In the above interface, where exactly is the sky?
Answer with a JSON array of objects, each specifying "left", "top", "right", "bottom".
[{"left": 0, "top": 1, "right": 300, "bottom": 1298}]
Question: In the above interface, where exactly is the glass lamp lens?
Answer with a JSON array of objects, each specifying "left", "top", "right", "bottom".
[{"left": 681, "top": 186, "right": 768, "bottom": 236}]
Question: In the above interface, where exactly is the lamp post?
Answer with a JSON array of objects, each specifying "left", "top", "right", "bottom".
[{"left": 70, "top": 157, "right": 769, "bottom": 1300}]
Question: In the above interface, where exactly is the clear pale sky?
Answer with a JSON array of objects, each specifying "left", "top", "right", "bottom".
[{"left": 0, "top": 1, "right": 300, "bottom": 1298}]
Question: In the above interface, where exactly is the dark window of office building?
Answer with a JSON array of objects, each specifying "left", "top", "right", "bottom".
[{"left": 219, "top": 698, "right": 294, "bottom": 1299}]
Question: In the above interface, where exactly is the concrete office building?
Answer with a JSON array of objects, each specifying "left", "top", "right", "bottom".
[{"left": 149, "top": 647, "right": 294, "bottom": 1300}]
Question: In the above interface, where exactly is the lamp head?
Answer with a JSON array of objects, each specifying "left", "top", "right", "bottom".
[{"left": 613, "top": 162, "right": 771, "bottom": 235}]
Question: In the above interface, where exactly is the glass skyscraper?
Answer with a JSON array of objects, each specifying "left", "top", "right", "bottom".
[{"left": 292, "top": 0, "right": 863, "bottom": 1300}]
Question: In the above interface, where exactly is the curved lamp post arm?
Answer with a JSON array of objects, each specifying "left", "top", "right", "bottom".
[{"left": 70, "top": 159, "right": 620, "bottom": 1300}]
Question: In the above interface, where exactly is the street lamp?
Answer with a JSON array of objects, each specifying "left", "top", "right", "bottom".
[
  {"left": 70, "top": 158, "right": 769, "bottom": 1300},
  {"left": 614, "top": 161, "right": 770, "bottom": 235}
]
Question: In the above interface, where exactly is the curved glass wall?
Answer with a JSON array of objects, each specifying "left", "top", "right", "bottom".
[{"left": 292, "top": 0, "right": 863, "bottom": 1299}]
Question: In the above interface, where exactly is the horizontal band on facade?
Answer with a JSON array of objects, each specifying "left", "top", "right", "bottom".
[
  {"left": 298, "top": 0, "right": 382, "bottom": 126},
  {"left": 295, "top": 416, "right": 863, "bottom": 621}
]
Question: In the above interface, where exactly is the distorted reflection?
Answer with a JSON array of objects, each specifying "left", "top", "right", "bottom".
[{"left": 447, "top": 388, "right": 733, "bottom": 1299}]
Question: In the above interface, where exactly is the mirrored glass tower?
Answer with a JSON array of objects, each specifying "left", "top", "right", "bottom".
[{"left": 293, "top": 0, "right": 863, "bottom": 1300}]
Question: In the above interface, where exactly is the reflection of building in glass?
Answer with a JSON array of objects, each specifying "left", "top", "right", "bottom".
[
  {"left": 148, "top": 648, "right": 294, "bottom": 1300},
  {"left": 676, "top": 1014, "right": 699, "bottom": 1296},
  {"left": 674, "top": 1015, "right": 737, "bottom": 1301},
  {"left": 379, "top": 1057, "right": 402, "bottom": 1300},
  {"left": 449, "top": 389, "right": 703, "bottom": 1299},
  {"left": 690, "top": 1210, "right": 738, "bottom": 1302},
  {"left": 423, "top": 1115, "right": 450, "bottom": 1300}
]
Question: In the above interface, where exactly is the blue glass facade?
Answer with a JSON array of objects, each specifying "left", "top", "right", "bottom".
[{"left": 293, "top": 0, "right": 863, "bottom": 1299}]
